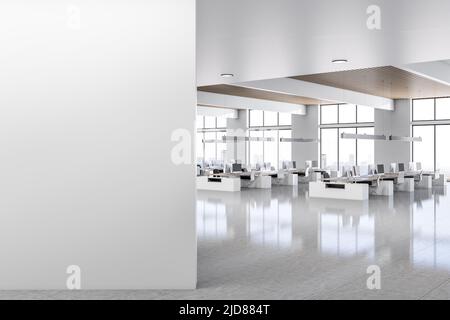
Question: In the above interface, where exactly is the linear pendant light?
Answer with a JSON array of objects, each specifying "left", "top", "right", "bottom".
[
  {"left": 340, "top": 133, "right": 387, "bottom": 140},
  {"left": 340, "top": 133, "right": 422, "bottom": 142},
  {"left": 389, "top": 135, "right": 422, "bottom": 142},
  {"left": 202, "top": 136, "right": 275, "bottom": 143},
  {"left": 280, "top": 138, "right": 319, "bottom": 143}
]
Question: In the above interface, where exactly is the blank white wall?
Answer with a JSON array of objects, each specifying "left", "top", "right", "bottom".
[
  {"left": 0, "top": 0, "right": 196, "bottom": 289},
  {"left": 226, "top": 110, "right": 248, "bottom": 164},
  {"left": 292, "top": 106, "right": 319, "bottom": 168},
  {"left": 375, "top": 100, "right": 412, "bottom": 168}
]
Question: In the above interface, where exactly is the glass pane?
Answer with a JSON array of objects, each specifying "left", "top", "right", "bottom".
[
  {"left": 196, "top": 115, "right": 204, "bottom": 129},
  {"left": 357, "top": 127, "right": 374, "bottom": 167},
  {"left": 216, "top": 116, "right": 227, "bottom": 128},
  {"left": 249, "top": 131, "right": 264, "bottom": 166},
  {"left": 279, "top": 130, "right": 292, "bottom": 166},
  {"left": 321, "top": 105, "right": 338, "bottom": 124},
  {"left": 196, "top": 132, "right": 204, "bottom": 162},
  {"left": 436, "top": 125, "right": 450, "bottom": 176},
  {"left": 339, "top": 128, "right": 357, "bottom": 170},
  {"left": 321, "top": 128, "right": 338, "bottom": 170},
  {"left": 436, "top": 98, "right": 450, "bottom": 120},
  {"left": 250, "top": 110, "right": 263, "bottom": 127},
  {"left": 264, "top": 131, "right": 278, "bottom": 170},
  {"left": 413, "top": 126, "right": 435, "bottom": 171},
  {"left": 357, "top": 105, "right": 375, "bottom": 123},
  {"left": 204, "top": 132, "right": 217, "bottom": 162},
  {"left": 264, "top": 111, "right": 278, "bottom": 126},
  {"left": 279, "top": 112, "right": 292, "bottom": 126},
  {"left": 413, "top": 99, "right": 434, "bottom": 121},
  {"left": 204, "top": 116, "right": 216, "bottom": 129},
  {"left": 339, "top": 104, "right": 357, "bottom": 124},
  {"left": 216, "top": 132, "right": 226, "bottom": 162}
]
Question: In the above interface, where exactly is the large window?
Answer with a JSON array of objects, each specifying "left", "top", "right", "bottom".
[
  {"left": 249, "top": 131, "right": 264, "bottom": 165},
  {"left": 412, "top": 99, "right": 434, "bottom": 121},
  {"left": 412, "top": 125, "right": 435, "bottom": 171},
  {"left": 436, "top": 125, "right": 450, "bottom": 175},
  {"left": 320, "top": 105, "right": 375, "bottom": 171},
  {"left": 321, "top": 128, "right": 338, "bottom": 170},
  {"left": 197, "top": 115, "right": 228, "bottom": 163},
  {"left": 321, "top": 104, "right": 374, "bottom": 125},
  {"left": 248, "top": 129, "right": 292, "bottom": 169},
  {"left": 412, "top": 98, "right": 450, "bottom": 175},
  {"left": 248, "top": 110, "right": 293, "bottom": 169},
  {"left": 249, "top": 110, "right": 292, "bottom": 127}
]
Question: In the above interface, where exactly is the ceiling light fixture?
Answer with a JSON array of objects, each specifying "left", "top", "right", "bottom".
[
  {"left": 341, "top": 133, "right": 387, "bottom": 140},
  {"left": 332, "top": 59, "right": 348, "bottom": 64},
  {"left": 220, "top": 73, "right": 234, "bottom": 78},
  {"left": 280, "top": 138, "right": 320, "bottom": 143}
]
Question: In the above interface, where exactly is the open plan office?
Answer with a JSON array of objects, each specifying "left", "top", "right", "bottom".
[{"left": 3, "top": 0, "right": 450, "bottom": 302}]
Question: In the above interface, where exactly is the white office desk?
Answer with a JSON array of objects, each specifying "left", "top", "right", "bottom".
[
  {"left": 271, "top": 171, "right": 299, "bottom": 186},
  {"left": 309, "top": 181, "right": 369, "bottom": 201},
  {"left": 196, "top": 176, "right": 241, "bottom": 192},
  {"left": 405, "top": 172, "right": 433, "bottom": 189}
]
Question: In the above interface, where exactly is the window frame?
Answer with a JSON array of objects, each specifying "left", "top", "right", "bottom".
[{"left": 319, "top": 104, "right": 375, "bottom": 170}]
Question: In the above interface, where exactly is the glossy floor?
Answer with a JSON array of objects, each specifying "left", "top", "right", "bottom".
[{"left": 2, "top": 184, "right": 450, "bottom": 299}]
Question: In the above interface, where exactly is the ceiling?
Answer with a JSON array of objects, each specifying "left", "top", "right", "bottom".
[
  {"left": 293, "top": 66, "right": 450, "bottom": 99},
  {"left": 198, "top": 84, "right": 329, "bottom": 105},
  {"left": 197, "top": 0, "right": 450, "bottom": 87}
]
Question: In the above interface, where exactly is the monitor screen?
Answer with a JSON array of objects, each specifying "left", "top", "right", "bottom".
[
  {"left": 232, "top": 163, "right": 242, "bottom": 172},
  {"left": 377, "top": 164, "right": 385, "bottom": 174},
  {"left": 398, "top": 163, "right": 405, "bottom": 172},
  {"left": 292, "top": 161, "right": 297, "bottom": 169}
]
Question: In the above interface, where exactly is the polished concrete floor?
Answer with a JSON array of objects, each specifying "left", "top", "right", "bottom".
[{"left": 2, "top": 184, "right": 450, "bottom": 300}]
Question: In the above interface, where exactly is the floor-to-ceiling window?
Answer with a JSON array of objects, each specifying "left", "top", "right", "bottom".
[
  {"left": 320, "top": 104, "right": 375, "bottom": 171},
  {"left": 412, "top": 97, "right": 450, "bottom": 175},
  {"left": 248, "top": 110, "right": 292, "bottom": 169},
  {"left": 196, "top": 115, "right": 227, "bottom": 163}
]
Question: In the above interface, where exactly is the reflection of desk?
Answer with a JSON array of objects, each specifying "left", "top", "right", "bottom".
[
  {"left": 197, "top": 176, "right": 241, "bottom": 192},
  {"left": 309, "top": 181, "right": 369, "bottom": 200}
]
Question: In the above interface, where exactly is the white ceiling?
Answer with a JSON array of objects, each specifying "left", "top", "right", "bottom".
[{"left": 197, "top": 0, "right": 450, "bottom": 87}]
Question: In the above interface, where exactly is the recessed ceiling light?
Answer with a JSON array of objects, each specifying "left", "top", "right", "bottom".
[
  {"left": 220, "top": 73, "right": 234, "bottom": 78},
  {"left": 332, "top": 59, "right": 348, "bottom": 64}
]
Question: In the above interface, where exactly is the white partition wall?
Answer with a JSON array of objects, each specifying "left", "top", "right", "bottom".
[
  {"left": 0, "top": 1, "right": 196, "bottom": 289},
  {"left": 375, "top": 100, "right": 412, "bottom": 169}
]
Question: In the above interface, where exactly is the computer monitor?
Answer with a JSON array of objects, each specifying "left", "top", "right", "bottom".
[
  {"left": 390, "top": 163, "right": 397, "bottom": 173},
  {"left": 398, "top": 163, "right": 405, "bottom": 172},
  {"left": 292, "top": 161, "right": 297, "bottom": 169},
  {"left": 360, "top": 165, "right": 369, "bottom": 176},
  {"left": 312, "top": 160, "right": 319, "bottom": 168},
  {"left": 377, "top": 164, "right": 385, "bottom": 174},
  {"left": 416, "top": 162, "right": 422, "bottom": 171},
  {"left": 353, "top": 166, "right": 360, "bottom": 176},
  {"left": 232, "top": 163, "right": 242, "bottom": 172}
]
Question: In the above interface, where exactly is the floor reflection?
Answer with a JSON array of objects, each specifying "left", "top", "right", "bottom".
[{"left": 197, "top": 183, "right": 450, "bottom": 271}]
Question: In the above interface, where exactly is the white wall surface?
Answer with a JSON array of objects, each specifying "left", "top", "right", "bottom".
[
  {"left": 0, "top": 0, "right": 196, "bottom": 289},
  {"left": 292, "top": 106, "right": 319, "bottom": 168},
  {"left": 226, "top": 110, "right": 248, "bottom": 164},
  {"left": 375, "top": 100, "right": 412, "bottom": 168}
]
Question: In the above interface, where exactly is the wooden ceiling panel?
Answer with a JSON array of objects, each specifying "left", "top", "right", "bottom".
[
  {"left": 198, "top": 84, "right": 328, "bottom": 105},
  {"left": 293, "top": 66, "right": 450, "bottom": 99}
]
